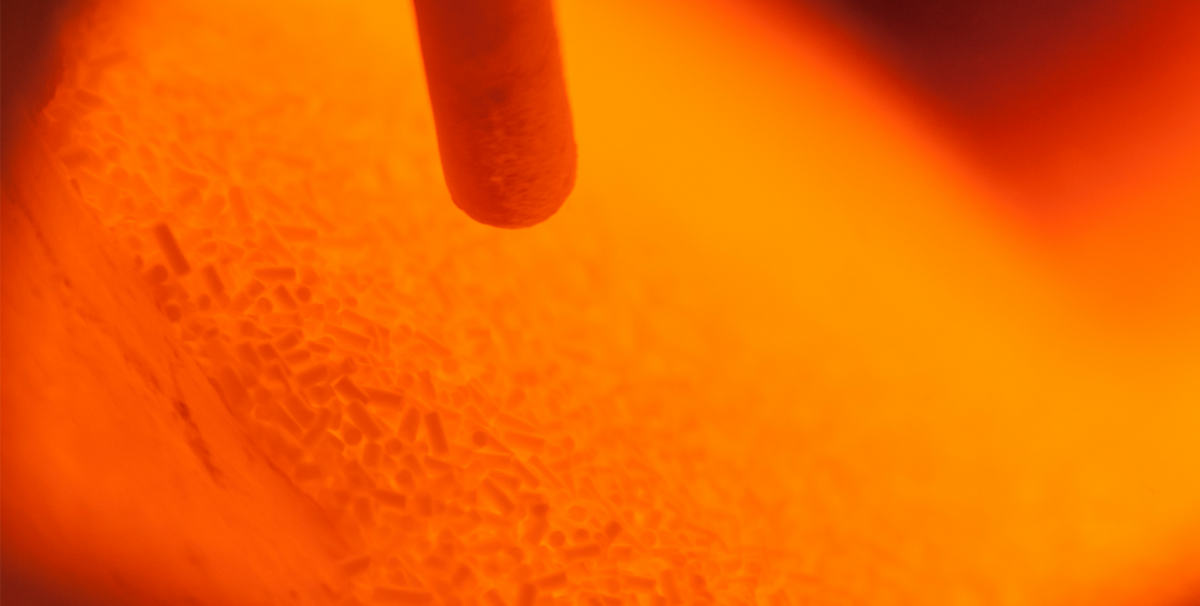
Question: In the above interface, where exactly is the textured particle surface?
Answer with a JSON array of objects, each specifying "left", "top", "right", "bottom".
[
  {"left": 12, "top": 0, "right": 1200, "bottom": 604},
  {"left": 30, "top": 1, "right": 800, "bottom": 604}
]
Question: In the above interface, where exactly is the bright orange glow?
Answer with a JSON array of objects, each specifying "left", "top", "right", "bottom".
[{"left": 3, "top": 0, "right": 1200, "bottom": 605}]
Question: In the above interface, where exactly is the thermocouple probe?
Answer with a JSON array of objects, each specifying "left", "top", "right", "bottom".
[{"left": 412, "top": 0, "right": 577, "bottom": 228}]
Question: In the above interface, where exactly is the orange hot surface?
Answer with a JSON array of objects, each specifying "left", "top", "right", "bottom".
[{"left": 4, "top": 0, "right": 1200, "bottom": 605}]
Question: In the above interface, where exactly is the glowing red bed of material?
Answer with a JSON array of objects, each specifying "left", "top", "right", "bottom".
[{"left": 3, "top": 0, "right": 1200, "bottom": 605}]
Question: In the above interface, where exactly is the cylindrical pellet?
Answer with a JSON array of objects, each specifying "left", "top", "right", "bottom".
[
  {"left": 153, "top": 223, "right": 191, "bottom": 276},
  {"left": 412, "top": 0, "right": 577, "bottom": 228}
]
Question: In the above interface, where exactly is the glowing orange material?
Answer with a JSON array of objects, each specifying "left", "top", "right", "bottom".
[{"left": 3, "top": 0, "right": 1200, "bottom": 604}]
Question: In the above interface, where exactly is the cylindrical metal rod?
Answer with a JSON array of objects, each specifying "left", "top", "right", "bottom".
[{"left": 412, "top": 0, "right": 577, "bottom": 229}]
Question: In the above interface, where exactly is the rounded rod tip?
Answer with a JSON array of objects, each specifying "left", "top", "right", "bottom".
[{"left": 413, "top": 0, "right": 577, "bottom": 229}]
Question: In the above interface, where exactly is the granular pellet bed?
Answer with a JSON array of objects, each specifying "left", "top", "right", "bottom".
[
  {"left": 32, "top": 0, "right": 804, "bottom": 604},
  {"left": 11, "top": 0, "right": 1200, "bottom": 604}
]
